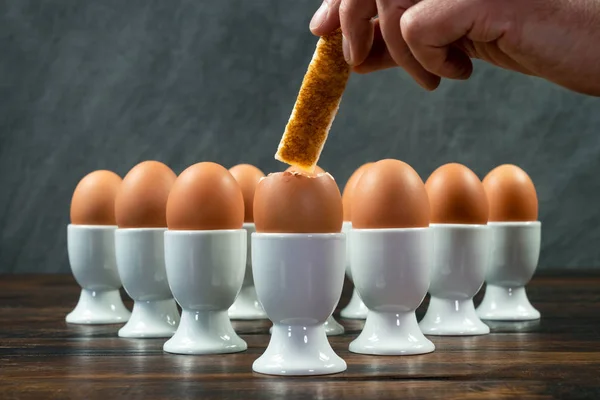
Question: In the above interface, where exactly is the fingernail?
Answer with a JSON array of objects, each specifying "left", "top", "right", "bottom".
[
  {"left": 342, "top": 35, "right": 353, "bottom": 65},
  {"left": 310, "top": 2, "right": 328, "bottom": 31}
]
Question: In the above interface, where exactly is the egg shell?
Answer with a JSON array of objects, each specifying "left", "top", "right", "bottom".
[
  {"left": 253, "top": 171, "right": 343, "bottom": 233},
  {"left": 342, "top": 162, "right": 373, "bottom": 221},
  {"left": 351, "top": 159, "right": 429, "bottom": 229},
  {"left": 286, "top": 165, "right": 326, "bottom": 176},
  {"left": 426, "top": 163, "right": 488, "bottom": 225},
  {"left": 115, "top": 161, "right": 177, "bottom": 228},
  {"left": 70, "top": 170, "right": 122, "bottom": 225},
  {"left": 229, "top": 164, "right": 265, "bottom": 223},
  {"left": 166, "top": 162, "right": 244, "bottom": 230},
  {"left": 483, "top": 164, "right": 538, "bottom": 222}
]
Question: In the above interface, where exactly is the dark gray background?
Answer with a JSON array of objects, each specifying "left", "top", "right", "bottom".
[{"left": 1, "top": 0, "right": 599, "bottom": 273}]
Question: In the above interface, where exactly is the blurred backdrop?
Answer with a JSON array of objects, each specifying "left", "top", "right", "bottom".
[{"left": 2, "top": 0, "right": 600, "bottom": 273}]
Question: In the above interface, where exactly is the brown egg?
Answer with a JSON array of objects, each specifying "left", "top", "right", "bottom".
[
  {"left": 342, "top": 163, "right": 373, "bottom": 221},
  {"left": 351, "top": 159, "right": 429, "bottom": 229},
  {"left": 167, "top": 162, "right": 244, "bottom": 230},
  {"left": 70, "top": 170, "right": 122, "bottom": 225},
  {"left": 115, "top": 161, "right": 177, "bottom": 228},
  {"left": 286, "top": 164, "right": 326, "bottom": 176},
  {"left": 229, "top": 164, "right": 265, "bottom": 223},
  {"left": 426, "top": 163, "right": 488, "bottom": 225},
  {"left": 254, "top": 171, "right": 343, "bottom": 233},
  {"left": 483, "top": 164, "right": 538, "bottom": 221}
]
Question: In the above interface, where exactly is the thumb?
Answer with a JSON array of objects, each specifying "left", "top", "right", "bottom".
[{"left": 310, "top": 0, "right": 342, "bottom": 36}]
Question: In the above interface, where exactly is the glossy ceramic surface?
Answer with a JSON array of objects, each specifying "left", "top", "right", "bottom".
[
  {"left": 340, "top": 221, "right": 368, "bottom": 320},
  {"left": 419, "top": 224, "right": 490, "bottom": 336},
  {"left": 252, "top": 233, "right": 347, "bottom": 376},
  {"left": 477, "top": 222, "right": 542, "bottom": 321},
  {"left": 163, "top": 230, "right": 247, "bottom": 354},
  {"left": 115, "top": 228, "right": 180, "bottom": 338},
  {"left": 228, "top": 223, "right": 267, "bottom": 320},
  {"left": 270, "top": 314, "right": 344, "bottom": 336},
  {"left": 66, "top": 224, "right": 131, "bottom": 324},
  {"left": 349, "top": 228, "right": 434, "bottom": 355}
]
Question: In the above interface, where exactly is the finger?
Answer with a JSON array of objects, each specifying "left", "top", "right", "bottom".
[
  {"left": 401, "top": 0, "right": 507, "bottom": 79},
  {"left": 339, "top": 0, "right": 378, "bottom": 66},
  {"left": 352, "top": 19, "right": 399, "bottom": 73},
  {"left": 375, "top": 0, "right": 442, "bottom": 89},
  {"left": 310, "top": 0, "right": 342, "bottom": 36},
  {"left": 464, "top": 40, "right": 534, "bottom": 76}
]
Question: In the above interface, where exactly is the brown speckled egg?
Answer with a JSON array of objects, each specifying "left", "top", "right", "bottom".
[
  {"left": 342, "top": 163, "right": 373, "bottom": 221},
  {"left": 229, "top": 164, "right": 265, "bottom": 223},
  {"left": 483, "top": 164, "right": 538, "bottom": 221},
  {"left": 351, "top": 159, "right": 429, "bottom": 229},
  {"left": 115, "top": 161, "right": 177, "bottom": 228},
  {"left": 286, "top": 165, "right": 326, "bottom": 176},
  {"left": 254, "top": 171, "right": 343, "bottom": 233},
  {"left": 70, "top": 170, "right": 122, "bottom": 225},
  {"left": 166, "top": 162, "right": 244, "bottom": 230},
  {"left": 426, "top": 163, "right": 488, "bottom": 225}
]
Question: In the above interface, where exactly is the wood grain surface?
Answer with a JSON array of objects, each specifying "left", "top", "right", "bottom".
[{"left": 1, "top": 274, "right": 599, "bottom": 399}]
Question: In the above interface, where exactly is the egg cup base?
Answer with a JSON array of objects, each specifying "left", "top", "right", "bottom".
[
  {"left": 118, "top": 298, "right": 180, "bottom": 338},
  {"left": 66, "top": 289, "right": 131, "bottom": 325},
  {"left": 350, "top": 311, "right": 434, "bottom": 355},
  {"left": 253, "top": 324, "right": 347, "bottom": 376},
  {"left": 163, "top": 309, "right": 247, "bottom": 355},
  {"left": 476, "top": 285, "right": 540, "bottom": 321},
  {"left": 228, "top": 285, "right": 267, "bottom": 320},
  {"left": 419, "top": 297, "right": 490, "bottom": 336},
  {"left": 340, "top": 289, "right": 369, "bottom": 319}
]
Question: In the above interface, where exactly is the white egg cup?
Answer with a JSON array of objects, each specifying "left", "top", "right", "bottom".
[
  {"left": 476, "top": 221, "right": 541, "bottom": 321},
  {"left": 349, "top": 228, "right": 434, "bottom": 355},
  {"left": 419, "top": 224, "right": 490, "bottom": 336},
  {"left": 340, "top": 221, "right": 369, "bottom": 320},
  {"left": 115, "top": 228, "right": 180, "bottom": 338},
  {"left": 228, "top": 223, "right": 267, "bottom": 320},
  {"left": 66, "top": 225, "right": 131, "bottom": 324},
  {"left": 252, "top": 233, "right": 347, "bottom": 376},
  {"left": 163, "top": 230, "right": 247, "bottom": 355}
]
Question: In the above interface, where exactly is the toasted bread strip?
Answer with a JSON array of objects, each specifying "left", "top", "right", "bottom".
[{"left": 275, "top": 29, "right": 350, "bottom": 172}]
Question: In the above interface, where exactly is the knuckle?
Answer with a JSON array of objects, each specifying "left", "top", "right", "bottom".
[{"left": 400, "top": 11, "right": 421, "bottom": 42}]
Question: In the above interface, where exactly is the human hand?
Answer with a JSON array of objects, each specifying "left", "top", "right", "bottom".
[{"left": 310, "top": 0, "right": 600, "bottom": 96}]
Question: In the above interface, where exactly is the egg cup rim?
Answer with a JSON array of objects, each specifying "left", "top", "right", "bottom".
[
  {"left": 67, "top": 224, "right": 117, "bottom": 230},
  {"left": 486, "top": 221, "right": 541, "bottom": 227}
]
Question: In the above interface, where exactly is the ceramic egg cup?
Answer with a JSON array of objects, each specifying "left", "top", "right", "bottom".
[
  {"left": 228, "top": 223, "right": 267, "bottom": 320},
  {"left": 349, "top": 228, "right": 434, "bottom": 355},
  {"left": 340, "top": 221, "right": 369, "bottom": 320},
  {"left": 419, "top": 224, "right": 491, "bottom": 336},
  {"left": 476, "top": 221, "right": 541, "bottom": 321},
  {"left": 252, "top": 233, "right": 347, "bottom": 376},
  {"left": 66, "top": 225, "right": 131, "bottom": 324},
  {"left": 163, "top": 230, "right": 247, "bottom": 355},
  {"left": 115, "top": 228, "right": 180, "bottom": 338}
]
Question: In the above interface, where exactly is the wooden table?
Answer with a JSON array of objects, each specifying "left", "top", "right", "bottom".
[{"left": 1, "top": 274, "right": 599, "bottom": 399}]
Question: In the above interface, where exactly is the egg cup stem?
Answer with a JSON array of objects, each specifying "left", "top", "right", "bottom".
[
  {"left": 350, "top": 311, "right": 434, "bottom": 355},
  {"left": 340, "top": 289, "right": 369, "bottom": 319},
  {"left": 419, "top": 297, "right": 490, "bottom": 335},
  {"left": 118, "top": 299, "right": 180, "bottom": 338},
  {"left": 477, "top": 285, "right": 540, "bottom": 321},
  {"left": 66, "top": 288, "right": 130, "bottom": 324},
  {"left": 163, "top": 310, "right": 246, "bottom": 355}
]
